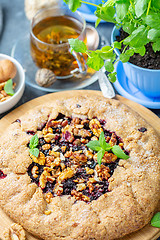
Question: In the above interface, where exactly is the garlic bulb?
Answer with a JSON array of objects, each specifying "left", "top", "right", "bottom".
[{"left": 25, "top": 0, "right": 60, "bottom": 20}]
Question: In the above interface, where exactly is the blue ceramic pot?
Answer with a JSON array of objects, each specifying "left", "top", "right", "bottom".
[{"left": 111, "top": 26, "right": 160, "bottom": 98}]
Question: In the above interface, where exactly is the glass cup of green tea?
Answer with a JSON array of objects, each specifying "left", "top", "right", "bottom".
[{"left": 30, "top": 6, "right": 87, "bottom": 79}]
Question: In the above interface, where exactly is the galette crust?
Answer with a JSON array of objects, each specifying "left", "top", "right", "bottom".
[
  {"left": 3, "top": 223, "right": 26, "bottom": 240},
  {"left": 0, "top": 95, "right": 160, "bottom": 240}
]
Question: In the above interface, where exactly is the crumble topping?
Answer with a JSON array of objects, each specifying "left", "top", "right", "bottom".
[{"left": 27, "top": 113, "right": 129, "bottom": 202}]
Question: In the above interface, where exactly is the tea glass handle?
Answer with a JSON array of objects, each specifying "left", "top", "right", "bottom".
[{"left": 70, "top": 50, "right": 87, "bottom": 77}]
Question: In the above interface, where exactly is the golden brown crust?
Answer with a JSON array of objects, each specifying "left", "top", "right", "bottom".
[
  {"left": 3, "top": 223, "right": 26, "bottom": 240},
  {"left": 0, "top": 95, "right": 160, "bottom": 240}
]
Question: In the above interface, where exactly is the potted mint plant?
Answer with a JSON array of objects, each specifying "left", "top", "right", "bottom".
[{"left": 64, "top": 0, "right": 160, "bottom": 97}]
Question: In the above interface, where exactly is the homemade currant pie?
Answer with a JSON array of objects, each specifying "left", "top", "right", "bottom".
[{"left": 0, "top": 95, "right": 160, "bottom": 240}]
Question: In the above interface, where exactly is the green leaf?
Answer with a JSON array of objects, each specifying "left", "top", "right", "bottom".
[
  {"left": 112, "top": 145, "right": 129, "bottom": 159},
  {"left": 97, "top": 149, "right": 105, "bottom": 166},
  {"left": 95, "top": 18, "right": 101, "bottom": 28},
  {"left": 99, "top": 132, "right": 112, "bottom": 151},
  {"left": 151, "top": 0, "right": 160, "bottom": 9},
  {"left": 105, "top": 143, "right": 112, "bottom": 151},
  {"left": 104, "top": 61, "right": 114, "bottom": 72},
  {"left": 119, "top": 53, "right": 130, "bottom": 63},
  {"left": 112, "top": 41, "right": 121, "bottom": 49},
  {"left": 125, "top": 48, "right": 134, "bottom": 57},
  {"left": 135, "top": 0, "right": 148, "bottom": 18},
  {"left": 133, "top": 46, "right": 146, "bottom": 56},
  {"left": 128, "top": 4, "right": 136, "bottom": 16},
  {"left": 99, "top": 131, "right": 112, "bottom": 151},
  {"left": 87, "top": 52, "right": 104, "bottom": 71},
  {"left": 108, "top": 72, "right": 117, "bottom": 83},
  {"left": 29, "top": 148, "right": 39, "bottom": 158},
  {"left": 99, "top": 131, "right": 105, "bottom": 148},
  {"left": 109, "top": 53, "right": 117, "bottom": 62},
  {"left": 151, "top": 212, "right": 160, "bottom": 228},
  {"left": 143, "top": 13, "right": 160, "bottom": 29},
  {"left": 147, "top": 29, "right": 160, "bottom": 41},
  {"left": 123, "top": 25, "right": 149, "bottom": 48},
  {"left": 69, "top": 38, "right": 87, "bottom": 53},
  {"left": 95, "top": 4, "right": 116, "bottom": 23},
  {"left": 122, "top": 22, "right": 135, "bottom": 34},
  {"left": 99, "top": 46, "right": 116, "bottom": 60},
  {"left": 86, "top": 140, "right": 101, "bottom": 151},
  {"left": 101, "top": 46, "right": 113, "bottom": 52},
  {"left": 115, "top": 0, "right": 130, "bottom": 22},
  {"left": 63, "top": 0, "right": 81, "bottom": 12},
  {"left": 4, "top": 79, "right": 15, "bottom": 96},
  {"left": 152, "top": 39, "right": 160, "bottom": 52},
  {"left": 29, "top": 134, "right": 39, "bottom": 149}
]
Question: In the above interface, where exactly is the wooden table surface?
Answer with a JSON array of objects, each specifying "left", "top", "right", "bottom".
[{"left": 0, "top": 90, "right": 160, "bottom": 240}]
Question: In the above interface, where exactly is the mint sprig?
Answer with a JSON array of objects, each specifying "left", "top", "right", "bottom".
[
  {"left": 112, "top": 145, "right": 130, "bottom": 160},
  {"left": 4, "top": 79, "right": 15, "bottom": 96},
  {"left": 63, "top": 0, "right": 160, "bottom": 82},
  {"left": 151, "top": 212, "right": 160, "bottom": 228},
  {"left": 97, "top": 149, "right": 105, "bottom": 166},
  {"left": 29, "top": 134, "right": 39, "bottom": 158},
  {"left": 86, "top": 131, "right": 129, "bottom": 166}
]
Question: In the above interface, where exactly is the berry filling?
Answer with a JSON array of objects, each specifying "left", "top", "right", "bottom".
[
  {"left": 27, "top": 113, "right": 129, "bottom": 202},
  {"left": 0, "top": 170, "right": 7, "bottom": 179},
  {"left": 138, "top": 127, "right": 147, "bottom": 133}
]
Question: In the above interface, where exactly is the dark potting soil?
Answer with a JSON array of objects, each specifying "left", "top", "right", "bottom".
[{"left": 116, "top": 28, "right": 160, "bottom": 70}]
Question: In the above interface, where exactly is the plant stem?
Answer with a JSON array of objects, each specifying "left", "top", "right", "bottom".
[
  {"left": 80, "top": 0, "right": 101, "bottom": 8},
  {"left": 122, "top": 45, "right": 128, "bottom": 54},
  {"left": 104, "top": 0, "right": 115, "bottom": 7},
  {"left": 146, "top": 0, "right": 152, "bottom": 15},
  {"left": 128, "top": 10, "right": 134, "bottom": 20},
  {"left": 129, "top": 0, "right": 134, "bottom": 9},
  {"left": 114, "top": 59, "right": 119, "bottom": 66}
]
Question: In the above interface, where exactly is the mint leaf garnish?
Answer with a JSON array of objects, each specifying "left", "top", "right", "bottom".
[
  {"left": 151, "top": 212, "right": 160, "bottom": 228},
  {"left": 86, "top": 131, "right": 129, "bottom": 166},
  {"left": 86, "top": 140, "right": 101, "bottom": 152},
  {"left": 4, "top": 79, "right": 15, "bottom": 96},
  {"left": 29, "top": 148, "right": 39, "bottom": 158},
  {"left": 29, "top": 134, "right": 39, "bottom": 157},
  {"left": 99, "top": 131, "right": 112, "bottom": 151},
  {"left": 97, "top": 149, "right": 105, "bottom": 166},
  {"left": 112, "top": 145, "right": 129, "bottom": 160},
  {"left": 29, "top": 134, "right": 39, "bottom": 149}
]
